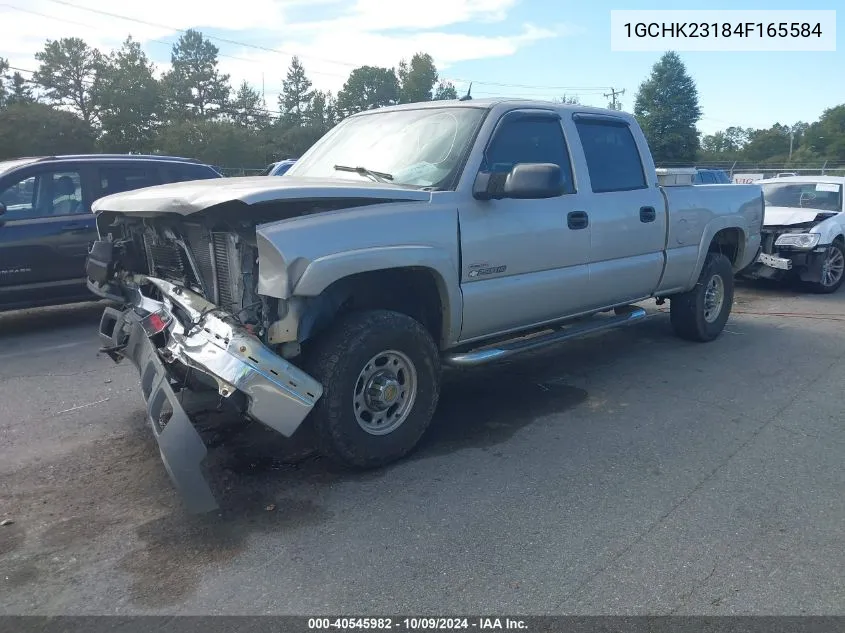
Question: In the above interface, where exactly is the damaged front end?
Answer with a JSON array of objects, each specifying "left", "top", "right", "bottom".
[
  {"left": 742, "top": 220, "right": 832, "bottom": 283},
  {"left": 86, "top": 214, "right": 323, "bottom": 513}
]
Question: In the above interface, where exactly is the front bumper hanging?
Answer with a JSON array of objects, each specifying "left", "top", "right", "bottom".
[{"left": 98, "top": 276, "right": 324, "bottom": 513}]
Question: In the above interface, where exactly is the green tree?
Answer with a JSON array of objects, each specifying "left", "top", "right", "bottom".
[
  {"left": 742, "top": 124, "right": 791, "bottom": 162},
  {"left": 279, "top": 56, "right": 314, "bottom": 126},
  {"left": 91, "top": 37, "right": 161, "bottom": 152},
  {"left": 397, "top": 53, "right": 438, "bottom": 103},
  {"left": 433, "top": 81, "right": 458, "bottom": 100},
  {"left": 230, "top": 80, "right": 269, "bottom": 129},
  {"left": 633, "top": 51, "right": 701, "bottom": 163},
  {"left": 162, "top": 29, "right": 230, "bottom": 120},
  {"left": 154, "top": 119, "right": 263, "bottom": 167},
  {"left": 32, "top": 37, "right": 103, "bottom": 127},
  {"left": 0, "top": 102, "right": 94, "bottom": 159},
  {"left": 336, "top": 66, "right": 400, "bottom": 117},
  {"left": 803, "top": 105, "right": 845, "bottom": 160},
  {"left": 6, "top": 72, "right": 36, "bottom": 105},
  {"left": 0, "top": 58, "right": 8, "bottom": 108},
  {"left": 556, "top": 94, "right": 581, "bottom": 105},
  {"left": 306, "top": 89, "right": 337, "bottom": 131}
]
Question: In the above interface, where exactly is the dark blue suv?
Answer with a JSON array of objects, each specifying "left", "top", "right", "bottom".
[{"left": 0, "top": 154, "right": 222, "bottom": 311}]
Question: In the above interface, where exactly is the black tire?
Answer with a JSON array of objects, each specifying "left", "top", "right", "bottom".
[
  {"left": 670, "top": 252, "right": 734, "bottom": 342},
  {"left": 303, "top": 309, "right": 441, "bottom": 469},
  {"left": 806, "top": 241, "right": 845, "bottom": 294}
]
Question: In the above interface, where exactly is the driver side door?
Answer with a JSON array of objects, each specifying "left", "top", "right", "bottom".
[
  {"left": 457, "top": 109, "right": 592, "bottom": 342},
  {"left": 0, "top": 164, "right": 95, "bottom": 307}
]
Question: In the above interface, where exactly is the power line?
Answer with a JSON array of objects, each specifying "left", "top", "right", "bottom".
[
  {"left": 603, "top": 87, "right": 625, "bottom": 109},
  {"left": 29, "top": 0, "right": 616, "bottom": 93}
]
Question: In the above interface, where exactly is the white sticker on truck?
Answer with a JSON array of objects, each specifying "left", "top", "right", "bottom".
[{"left": 815, "top": 183, "right": 841, "bottom": 192}]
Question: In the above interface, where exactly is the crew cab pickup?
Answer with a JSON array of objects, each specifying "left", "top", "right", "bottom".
[{"left": 85, "top": 99, "right": 764, "bottom": 512}]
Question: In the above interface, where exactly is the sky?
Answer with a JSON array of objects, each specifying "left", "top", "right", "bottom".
[{"left": 1, "top": 0, "right": 843, "bottom": 135}]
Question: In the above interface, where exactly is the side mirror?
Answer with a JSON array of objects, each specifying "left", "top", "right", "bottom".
[
  {"left": 472, "top": 163, "right": 563, "bottom": 201},
  {"left": 503, "top": 163, "right": 563, "bottom": 199}
]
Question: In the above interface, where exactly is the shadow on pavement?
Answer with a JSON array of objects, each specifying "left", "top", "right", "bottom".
[{"left": 0, "top": 300, "right": 107, "bottom": 339}]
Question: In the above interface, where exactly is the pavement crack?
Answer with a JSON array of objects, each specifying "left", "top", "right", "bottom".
[
  {"left": 668, "top": 562, "right": 718, "bottom": 614},
  {"left": 0, "top": 368, "right": 111, "bottom": 382}
]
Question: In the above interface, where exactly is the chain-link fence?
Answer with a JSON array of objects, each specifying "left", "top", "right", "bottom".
[{"left": 658, "top": 162, "right": 845, "bottom": 179}]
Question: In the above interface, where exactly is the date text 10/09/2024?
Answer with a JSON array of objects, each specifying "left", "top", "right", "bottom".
[
  {"left": 623, "top": 22, "right": 823, "bottom": 39},
  {"left": 307, "top": 618, "right": 528, "bottom": 630}
]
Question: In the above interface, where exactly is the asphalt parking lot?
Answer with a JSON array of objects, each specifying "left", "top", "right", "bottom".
[{"left": 1, "top": 281, "right": 844, "bottom": 615}]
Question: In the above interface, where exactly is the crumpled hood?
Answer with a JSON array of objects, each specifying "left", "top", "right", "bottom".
[
  {"left": 763, "top": 206, "right": 839, "bottom": 227},
  {"left": 91, "top": 175, "right": 432, "bottom": 216}
]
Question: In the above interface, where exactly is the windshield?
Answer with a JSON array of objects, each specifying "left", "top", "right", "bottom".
[
  {"left": 761, "top": 182, "right": 844, "bottom": 212},
  {"left": 287, "top": 106, "right": 487, "bottom": 189}
]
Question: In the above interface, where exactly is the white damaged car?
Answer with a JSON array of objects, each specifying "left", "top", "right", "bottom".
[{"left": 743, "top": 176, "right": 845, "bottom": 293}]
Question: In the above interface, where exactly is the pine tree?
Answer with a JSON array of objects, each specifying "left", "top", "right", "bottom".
[{"left": 633, "top": 51, "right": 701, "bottom": 164}]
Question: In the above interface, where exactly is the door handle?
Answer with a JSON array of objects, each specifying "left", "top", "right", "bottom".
[
  {"left": 567, "top": 210, "right": 589, "bottom": 230},
  {"left": 640, "top": 206, "right": 657, "bottom": 223}
]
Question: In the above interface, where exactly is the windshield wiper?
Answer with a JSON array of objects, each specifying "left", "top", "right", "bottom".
[{"left": 333, "top": 164, "right": 394, "bottom": 183}]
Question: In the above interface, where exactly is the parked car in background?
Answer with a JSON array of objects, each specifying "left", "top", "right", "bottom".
[
  {"left": 0, "top": 154, "right": 222, "bottom": 311},
  {"left": 655, "top": 167, "right": 733, "bottom": 186},
  {"left": 742, "top": 175, "right": 845, "bottom": 293},
  {"left": 693, "top": 168, "right": 732, "bottom": 184},
  {"left": 264, "top": 159, "right": 297, "bottom": 176}
]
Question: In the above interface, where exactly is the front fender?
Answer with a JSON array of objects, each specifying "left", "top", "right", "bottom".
[{"left": 258, "top": 240, "right": 462, "bottom": 347}]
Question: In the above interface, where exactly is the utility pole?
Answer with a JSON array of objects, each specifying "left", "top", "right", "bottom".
[
  {"left": 604, "top": 87, "right": 625, "bottom": 110},
  {"left": 788, "top": 126, "right": 794, "bottom": 162}
]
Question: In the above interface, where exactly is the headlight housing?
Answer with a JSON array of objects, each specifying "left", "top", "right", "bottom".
[{"left": 774, "top": 233, "right": 821, "bottom": 249}]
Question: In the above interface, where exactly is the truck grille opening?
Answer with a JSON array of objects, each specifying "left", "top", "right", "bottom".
[
  {"left": 212, "top": 232, "right": 237, "bottom": 311},
  {"left": 142, "top": 227, "right": 241, "bottom": 311}
]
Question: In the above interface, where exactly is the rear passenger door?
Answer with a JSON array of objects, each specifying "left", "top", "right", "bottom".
[
  {"left": 96, "top": 163, "right": 161, "bottom": 200},
  {"left": 569, "top": 114, "right": 666, "bottom": 308}
]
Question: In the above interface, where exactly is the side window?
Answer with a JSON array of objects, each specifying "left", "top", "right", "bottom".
[
  {"left": 700, "top": 171, "right": 716, "bottom": 184},
  {"left": 574, "top": 120, "right": 647, "bottom": 193},
  {"left": 98, "top": 166, "right": 158, "bottom": 198},
  {"left": 0, "top": 170, "right": 83, "bottom": 220},
  {"left": 484, "top": 118, "right": 575, "bottom": 194},
  {"left": 162, "top": 164, "right": 220, "bottom": 183}
]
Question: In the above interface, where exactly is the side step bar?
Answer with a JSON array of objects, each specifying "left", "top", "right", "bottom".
[{"left": 442, "top": 305, "right": 649, "bottom": 368}]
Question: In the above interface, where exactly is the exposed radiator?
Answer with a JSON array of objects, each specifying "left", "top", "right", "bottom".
[
  {"left": 182, "top": 224, "right": 216, "bottom": 300},
  {"left": 143, "top": 227, "right": 241, "bottom": 310},
  {"left": 212, "top": 232, "right": 239, "bottom": 311}
]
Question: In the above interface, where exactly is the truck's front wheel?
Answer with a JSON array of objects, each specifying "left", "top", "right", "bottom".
[
  {"left": 303, "top": 310, "right": 441, "bottom": 469},
  {"left": 670, "top": 252, "right": 734, "bottom": 342}
]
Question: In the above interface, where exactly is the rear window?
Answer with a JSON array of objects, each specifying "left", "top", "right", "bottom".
[
  {"left": 162, "top": 163, "right": 222, "bottom": 183},
  {"left": 98, "top": 166, "right": 159, "bottom": 197},
  {"left": 575, "top": 119, "right": 646, "bottom": 193}
]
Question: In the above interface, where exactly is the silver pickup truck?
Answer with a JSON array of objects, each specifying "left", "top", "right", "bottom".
[{"left": 85, "top": 99, "right": 764, "bottom": 512}]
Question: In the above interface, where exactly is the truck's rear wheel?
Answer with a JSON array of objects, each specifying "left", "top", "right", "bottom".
[
  {"left": 303, "top": 309, "right": 441, "bottom": 469},
  {"left": 670, "top": 252, "right": 734, "bottom": 342}
]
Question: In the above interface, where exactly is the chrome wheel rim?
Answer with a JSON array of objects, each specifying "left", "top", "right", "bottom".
[
  {"left": 703, "top": 274, "right": 725, "bottom": 323},
  {"left": 353, "top": 350, "right": 418, "bottom": 436},
  {"left": 821, "top": 247, "right": 844, "bottom": 287}
]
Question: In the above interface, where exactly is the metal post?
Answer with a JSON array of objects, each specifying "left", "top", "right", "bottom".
[
  {"left": 822, "top": 161, "right": 827, "bottom": 175},
  {"left": 730, "top": 161, "right": 737, "bottom": 178}
]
